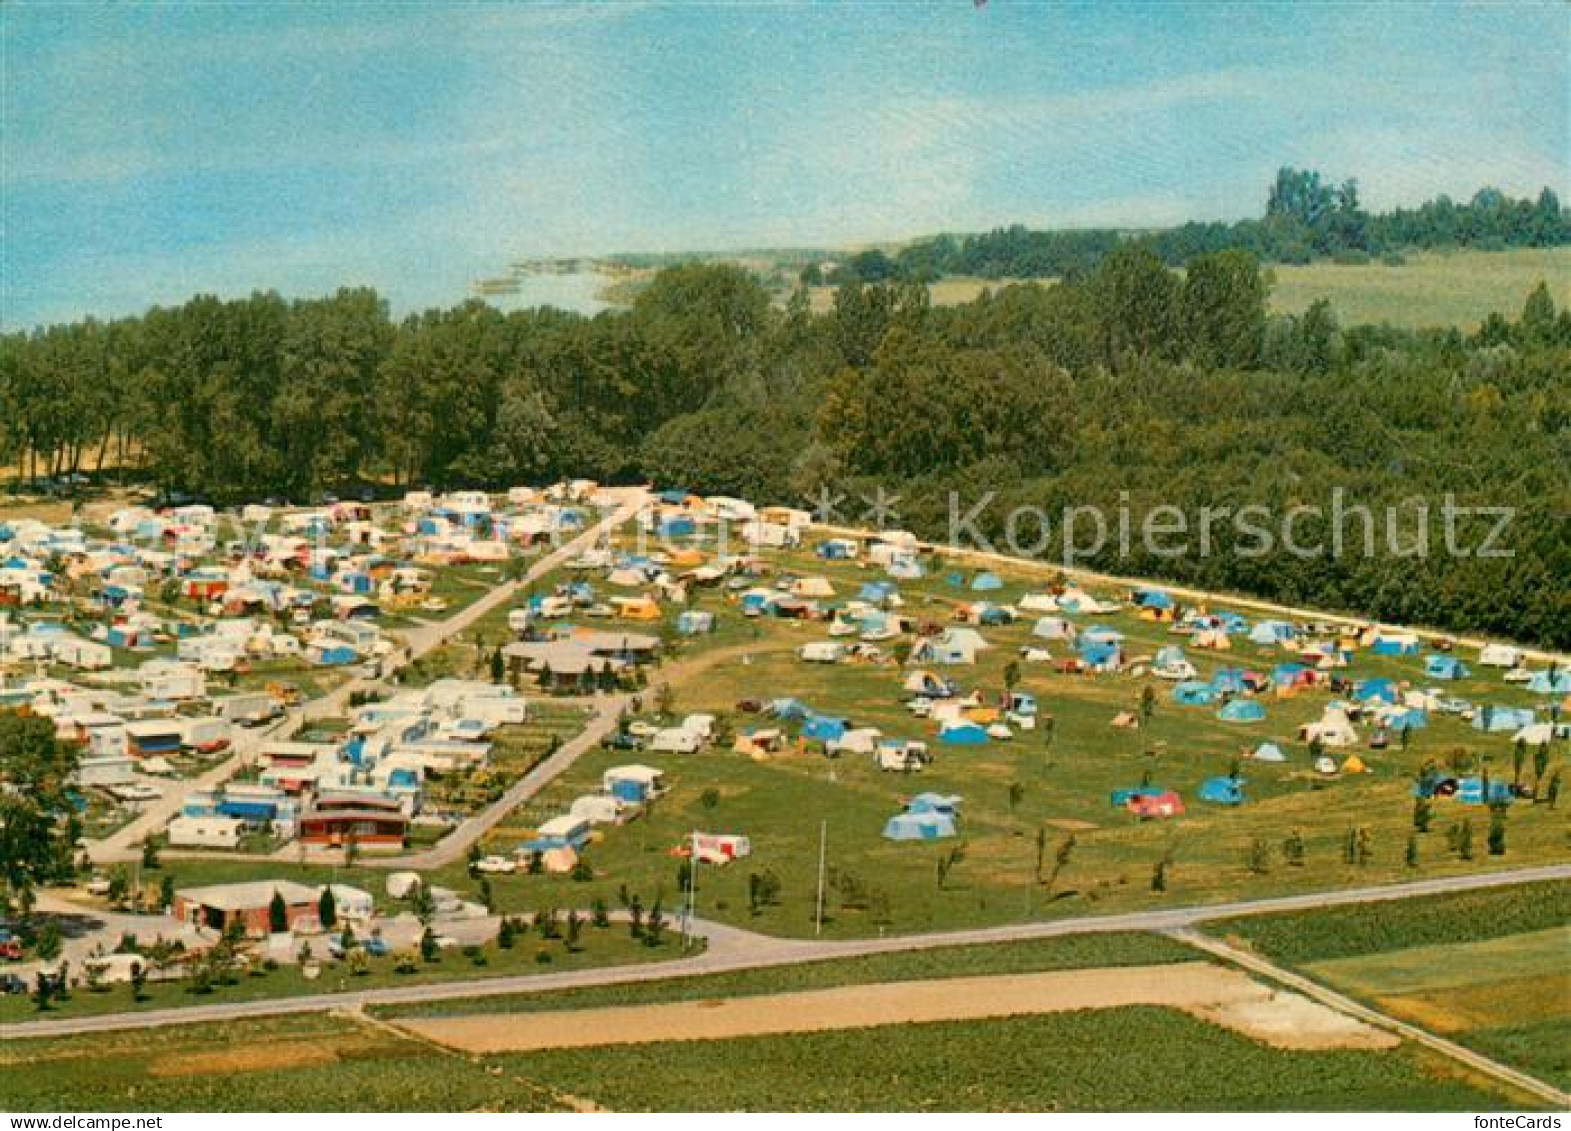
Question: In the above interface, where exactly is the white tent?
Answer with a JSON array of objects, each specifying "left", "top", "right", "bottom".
[{"left": 1300, "top": 705, "right": 1358, "bottom": 748}]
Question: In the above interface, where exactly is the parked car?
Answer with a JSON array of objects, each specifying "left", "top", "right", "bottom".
[{"left": 474, "top": 855, "right": 516, "bottom": 875}]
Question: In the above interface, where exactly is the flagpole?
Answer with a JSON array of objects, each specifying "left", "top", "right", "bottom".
[{"left": 814, "top": 819, "right": 827, "bottom": 937}]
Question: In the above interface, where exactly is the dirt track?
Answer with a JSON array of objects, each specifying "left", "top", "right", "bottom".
[{"left": 398, "top": 961, "right": 1397, "bottom": 1054}]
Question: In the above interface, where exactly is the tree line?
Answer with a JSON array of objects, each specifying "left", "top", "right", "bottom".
[
  {"left": 809, "top": 169, "right": 1569, "bottom": 285},
  {"left": 2, "top": 246, "right": 1568, "bottom": 648}
]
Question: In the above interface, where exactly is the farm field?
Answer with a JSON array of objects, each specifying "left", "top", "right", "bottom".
[
  {"left": 1206, "top": 883, "right": 1571, "bottom": 1092},
  {"left": 447, "top": 1009, "right": 1525, "bottom": 1112},
  {"left": 799, "top": 247, "right": 1569, "bottom": 330},
  {"left": 4, "top": 933, "right": 1532, "bottom": 1113},
  {"left": 1267, "top": 247, "right": 1571, "bottom": 330}
]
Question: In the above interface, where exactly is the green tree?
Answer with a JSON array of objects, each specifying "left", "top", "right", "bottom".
[{"left": 0, "top": 713, "right": 82, "bottom": 915}]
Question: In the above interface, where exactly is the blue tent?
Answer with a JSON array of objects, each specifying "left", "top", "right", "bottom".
[
  {"left": 1079, "top": 640, "right": 1119, "bottom": 666},
  {"left": 658, "top": 516, "right": 697, "bottom": 538},
  {"left": 770, "top": 698, "right": 813, "bottom": 720},
  {"left": 1355, "top": 677, "right": 1399, "bottom": 704},
  {"left": 887, "top": 558, "right": 924, "bottom": 580},
  {"left": 1213, "top": 610, "right": 1250, "bottom": 633},
  {"left": 1173, "top": 681, "right": 1216, "bottom": 706},
  {"left": 883, "top": 811, "right": 957, "bottom": 841},
  {"left": 1210, "top": 668, "right": 1248, "bottom": 695},
  {"left": 858, "top": 581, "right": 896, "bottom": 603},
  {"left": 1248, "top": 620, "right": 1296, "bottom": 645},
  {"left": 908, "top": 792, "right": 961, "bottom": 816},
  {"left": 1424, "top": 654, "right": 1469, "bottom": 680},
  {"left": 1473, "top": 706, "right": 1535, "bottom": 733},
  {"left": 1253, "top": 742, "right": 1286, "bottom": 763},
  {"left": 1456, "top": 776, "right": 1515, "bottom": 805},
  {"left": 1109, "top": 786, "right": 1165, "bottom": 808},
  {"left": 802, "top": 715, "right": 848, "bottom": 742},
  {"left": 816, "top": 539, "right": 855, "bottom": 560},
  {"left": 1134, "top": 588, "right": 1174, "bottom": 610},
  {"left": 741, "top": 591, "right": 773, "bottom": 616},
  {"left": 1198, "top": 776, "right": 1246, "bottom": 805},
  {"left": 970, "top": 572, "right": 1004, "bottom": 592},
  {"left": 1385, "top": 708, "right": 1428, "bottom": 731},
  {"left": 1155, "top": 645, "right": 1187, "bottom": 668},
  {"left": 945, "top": 572, "right": 966, "bottom": 588},
  {"left": 1527, "top": 669, "right": 1571, "bottom": 695},
  {"left": 1217, "top": 699, "right": 1266, "bottom": 723},
  {"left": 1372, "top": 635, "right": 1420, "bottom": 657},
  {"left": 313, "top": 645, "right": 356, "bottom": 667},
  {"left": 938, "top": 720, "right": 988, "bottom": 745}
]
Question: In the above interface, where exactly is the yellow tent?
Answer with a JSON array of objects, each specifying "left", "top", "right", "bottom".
[
  {"left": 615, "top": 596, "right": 661, "bottom": 621},
  {"left": 1341, "top": 754, "right": 1369, "bottom": 774}
]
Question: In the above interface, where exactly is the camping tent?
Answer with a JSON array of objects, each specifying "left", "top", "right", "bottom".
[
  {"left": 1355, "top": 677, "right": 1399, "bottom": 704},
  {"left": 1301, "top": 705, "right": 1359, "bottom": 747},
  {"left": 1217, "top": 699, "right": 1266, "bottom": 723},
  {"left": 1172, "top": 681, "right": 1217, "bottom": 706},
  {"left": 1249, "top": 620, "right": 1296, "bottom": 646},
  {"left": 1199, "top": 777, "right": 1245, "bottom": 805},
  {"left": 1424, "top": 654, "right": 1469, "bottom": 680},
  {"left": 1473, "top": 706, "right": 1536, "bottom": 733},
  {"left": 1478, "top": 643, "right": 1522, "bottom": 669},
  {"left": 907, "top": 792, "right": 961, "bottom": 816},
  {"left": 970, "top": 572, "right": 1004, "bottom": 591},
  {"left": 1032, "top": 617, "right": 1075, "bottom": 641},
  {"left": 1252, "top": 742, "right": 1286, "bottom": 763},
  {"left": 882, "top": 811, "right": 957, "bottom": 841},
  {"left": 1127, "top": 790, "right": 1185, "bottom": 819},
  {"left": 802, "top": 715, "right": 848, "bottom": 742},
  {"left": 1527, "top": 669, "right": 1571, "bottom": 696},
  {"left": 1371, "top": 629, "right": 1421, "bottom": 657},
  {"left": 1134, "top": 588, "right": 1174, "bottom": 610},
  {"left": 938, "top": 720, "right": 988, "bottom": 746}
]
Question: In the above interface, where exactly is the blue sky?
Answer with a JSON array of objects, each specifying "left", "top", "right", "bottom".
[{"left": 4, "top": 1, "right": 1567, "bottom": 327}]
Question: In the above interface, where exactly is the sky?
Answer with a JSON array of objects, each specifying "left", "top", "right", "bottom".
[{"left": 3, "top": 1, "right": 1567, "bottom": 327}]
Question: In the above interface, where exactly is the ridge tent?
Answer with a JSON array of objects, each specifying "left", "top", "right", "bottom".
[
  {"left": 970, "top": 572, "right": 1004, "bottom": 592},
  {"left": 1249, "top": 620, "right": 1296, "bottom": 646},
  {"left": 1473, "top": 706, "right": 1535, "bottom": 733},
  {"left": 1371, "top": 629, "right": 1421, "bottom": 657},
  {"left": 1527, "top": 669, "right": 1571, "bottom": 695},
  {"left": 903, "top": 670, "right": 955, "bottom": 699},
  {"left": 1199, "top": 777, "right": 1245, "bottom": 805},
  {"left": 1424, "top": 654, "right": 1469, "bottom": 680},
  {"left": 1354, "top": 677, "right": 1399, "bottom": 704},
  {"left": 883, "top": 811, "right": 956, "bottom": 841},
  {"left": 1251, "top": 742, "right": 1286, "bottom": 763},
  {"left": 802, "top": 715, "right": 848, "bottom": 742},
  {"left": 1478, "top": 643, "right": 1522, "bottom": 669},
  {"left": 938, "top": 720, "right": 988, "bottom": 745},
  {"left": 1217, "top": 699, "right": 1266, "bottom": 723},
  {"left": 1032, "top": 616, "right": 1075, "bottom": 641},
  {"left": 1300, "top": 705, "right": 1359, "bottom": 747},
  {"left": 1172, "top": 681, "right": 1216, "bottom": 706}
]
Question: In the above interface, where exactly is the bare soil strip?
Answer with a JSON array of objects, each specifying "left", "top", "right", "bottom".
[{"left": 397, "top": 961, "right": 1396, "bottom": 1054}]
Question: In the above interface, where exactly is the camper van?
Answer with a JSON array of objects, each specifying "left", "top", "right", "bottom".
[
  {"left": 877, "top": 739, "right": 930, "bottom": 773},
  {"left": 212, "top": 692, "right": 281, "bottom": 727}
]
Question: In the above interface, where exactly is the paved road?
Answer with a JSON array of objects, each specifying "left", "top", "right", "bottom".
[
  {"left": 1170, "top": 927, "right": 1570, "bottom": 1109},
  {"left": 88, "top": 492, "right": 647, "bottom": 867},
  {"left": 9, "top": 862, "right": 1566, "bottom": 1040},
  {"left": 366, "top": 693, "right": 630, "bottom": 869}
]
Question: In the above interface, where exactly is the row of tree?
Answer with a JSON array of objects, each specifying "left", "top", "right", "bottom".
[
  {"left": 2, "top": 247, "right": 1568, "bottom": 648},
  {"left": 811, "top": 169, "right": 1568, "bottom": 285}
]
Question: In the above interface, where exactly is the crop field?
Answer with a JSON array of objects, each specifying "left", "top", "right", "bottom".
[
  {"left": 801, "top": 247, "right": 1569, "bottom": 330},
  {"left": 463, "top": 1009, "right": 1523, "bottom": 1111},
  {"left": 5, "top": 938, "right": 1531, "bottom": 1112},
  {"left": 1208, "top": 883, "right": 1571, "bottom": 1091},
  {"left": 1268, "top": 247, "right": 1571, "bottom": 330},
  {"left": 0, "top": 1013, "right": 572, "bottom": 1112}
]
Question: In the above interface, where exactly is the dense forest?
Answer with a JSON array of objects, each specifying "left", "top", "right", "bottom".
[
  {"left": 3, "top": 220, "right": 1569, "bottom": 649},
  {"left": 810, "top": 169, "right": 1571, "bottom": 285}
]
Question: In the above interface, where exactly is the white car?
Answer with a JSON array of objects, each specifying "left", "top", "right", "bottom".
[{"left": 475, "top": 855, "right": 516, "bottom": 875}]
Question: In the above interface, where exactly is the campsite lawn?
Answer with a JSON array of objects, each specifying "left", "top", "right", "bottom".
[
  {"left": 1206, "top": 882, "right": 1571, "bottom": 1091},
  {"left": 447, "top": 525, "right": 1568, "bottom": 938}
]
